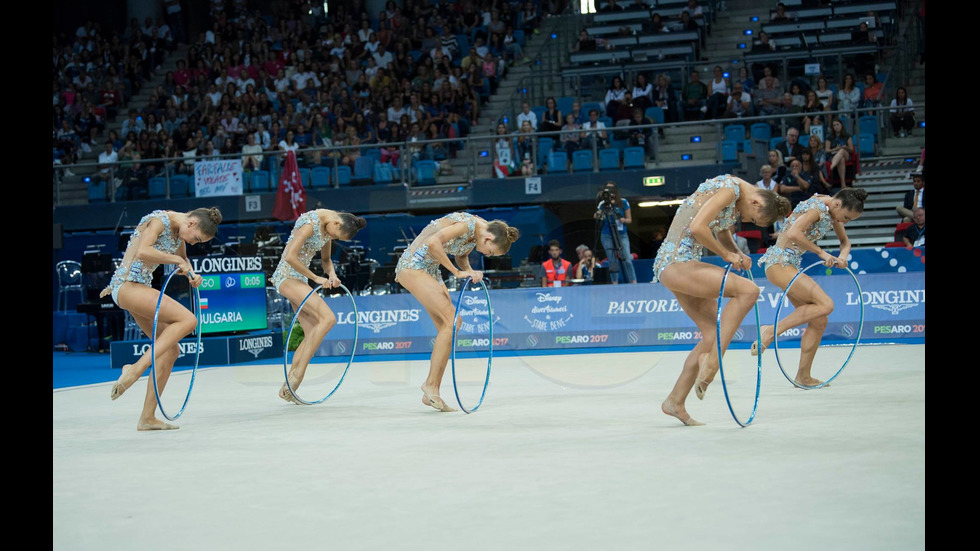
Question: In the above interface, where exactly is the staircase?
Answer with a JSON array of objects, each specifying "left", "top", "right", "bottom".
[{"left": 54, "top": 45, "right": 190, "bottom": 206}]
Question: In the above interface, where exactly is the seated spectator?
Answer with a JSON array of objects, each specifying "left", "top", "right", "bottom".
[
  {"left": 825, "top": 118, "right": 855, "bottom": 188},
  {"left": 627, "top": 108, "right": 653, "bottom": 155},
  {"left": 768, "top": 149, "right": 787, "bottom": 184},
  {"left": 754, "top": 73, "right": 782, "bottom": 120},
  {"left": 889, "top": 87, "right": 916, "bottom": 137},
  {"left": 96, "top": 141, "right": 119, "bottom": 196},
  {"left": 580, "top": 109, "right": 609, "bottom": 150},
  {"left": 902, "top": 208, "right": 925, "bottom": 248},
  {"left": 539, "top": 97, "right": 563, "bottom": 134},
  {"left": 241, "top": 132, "right": 264, "bottom": 172},
  {"left": 837, "top": 73, "right": 861, "bottom": 116},
  {"left": 705, "top": 66, "right": 730, "bottom": 120},
  {"left": 722, "top": 81, "right": 752, "bottom": 118},
  {"left": 799, "top": 148, "right": 832, "bottom": 198},
  {"left": 575, "top": 247, "right": 597, "bottom": 284},
  {"left": 653, "top": 73, "right": 678, "bottom": 124},
  {"left": 604, "top": 76, "right": 628, "bottom": 120},
  {"left": 517, "top": 101, "right": 538, "bottom": 132},
  {"left": 574, "top": 29, "right": 597, "bottom": 52},
  {"left": 515, "top": 120, "right": 536, "bottom": 176},
  {"left": 734, "top": 66, "right": 755, "bottom": 96},
  {"left": 680, "top": 70, "right": 708, "bottom": 121},
  {"left": 771, "top": 2, "right": 790, "bottom": 22},
  {"left": 776, "top": 127, "right": 805, "bottom": 165},
  {"left": 756, "top": 164, "right": 778, "bottom": 192},
  {"left": 860, "top": 72, "right": 883, "bottom": 109},
  {"left": 560, "top": 113, "right": 581, "bottom": 156},
  {"left": 814, "top": 76, "right": 835, "bottom": 112},
  {"left": 492, "top": 122, "right": 517, "bottom": 178},
  {"left": 121, "top": 109, "right": 144, "bottom": 138},
  {"left": 541, "top": 240, "right": 572, "bottom": 288},
  {"left": 897, "top": 171, "right": 925, "bottom": 222}
]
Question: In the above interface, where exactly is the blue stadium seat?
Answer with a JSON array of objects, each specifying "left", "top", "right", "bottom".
[
  {"left": 750, "top": 123, "right": 771, "bottom": 143},
  {"left": 858, "top": 133, "right": 876, "bottom": 156},
  {"left": 858, "top": 115, "right": 879, "bottom": 139},
  {"left": 531, "top": 106, "right": 547, "bottom": 126},
  {"left": 724, "top": 124, "right": 746, "bottom": 146},
  {"left": 148, "top": 177, "right": 167, "bottom": 199},
  {"left": 645, "top": 106, "right": 665, "bottom": 125},
  {"left": 310, "top": 166, "right": 331, "bottom": 189},
  {"left": 250, "top": 170, "right": 270, "bottom": 192},
  {"left": 547, "top": 150, "right": 568, "bottom": 173},
  {"left": 572, "top": 150, "right": 593, "bottom": 172},
  {"left": 298, "top": 168, "right": 312, "bottom": 189},
  {"left": 353, "top": 156, "right": 374, "bottom": 183},
  {"left": 335, "top": 165, "right": 352, "bottom": 186},
  {"left": 582, "top": 102, "right": 603, "bottom": 116},
  {"left": 599, "top": 148, "right": 621, "bottom": 171},
  {"left": 769, "top": 137, "right": 785, "bottom": 151},
  {"left": 88, "top": 180, "right": 107, "bottom": 203},
  {"left": 415, "top": 160, "right": 437, "bottom": 185},
  {"left": 170, "top": 174, "right": 190, "bottom": 197},
  {"left": 537, "top": 137, "right": 554, "bottom": 168},
  {"left": 373, "top": 162, "right": 393, "bottom": 184},
  {"left": 720, "top": 140, "right": 739, "bottom": 163},
  {"left": 557, "top": 97, "right": 575, "bottom": 116},
  {"left": 598, "top": 116, "right": 613, "bottom": 128},
  {"left": 623, "top": 147, "right": 645, "bottom": 169}
]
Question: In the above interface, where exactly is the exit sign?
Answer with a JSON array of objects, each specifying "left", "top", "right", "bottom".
[{"left": 643, "top": 176, "right": 665, "bottom": 186}]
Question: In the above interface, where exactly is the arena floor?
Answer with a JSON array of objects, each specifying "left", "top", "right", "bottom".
[{"left": 53, "top": 344, "right": 925, "bottom": 550}]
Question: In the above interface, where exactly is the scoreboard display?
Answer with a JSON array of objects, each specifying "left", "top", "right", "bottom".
[{"left": 197, "top": 272, "right": 268, "bottom": 334}]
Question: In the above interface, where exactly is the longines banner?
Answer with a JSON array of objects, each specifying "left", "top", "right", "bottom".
[
  {"left": 315, "top": 272, "right": 925, "bottom": 356},
  {"left": 109, "top": 333, "right": 283, "bottom": 370}
]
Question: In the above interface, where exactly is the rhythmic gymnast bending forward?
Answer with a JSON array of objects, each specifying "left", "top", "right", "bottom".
[
  {"left": 103, "top": 207, "right": 223, "bottom": 431},
  {"left": 753, "top": 188, "right": 868, "bottom": 386},
  {"left": 271, "top": 209, "right": 367, "bottom": 404},
  {"left": 652, "top": 175, "right": 791, "bottom": 426},
  {"left": 395, "top": 212, "right": 520, "bottom": 412}
]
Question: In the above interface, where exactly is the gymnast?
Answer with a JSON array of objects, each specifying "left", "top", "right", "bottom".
[
  {"left": 395, "top": 212, "right": 520, "bottom": 412},
  {"left": 272, "top": 209, "right": 367, "bottom": 404},
  {"left": 652, "top": 175, "right": 791, "bottom": 426},
  {"left": 753, "top": 188, "right": 868, "bottom": 386},
  {"left": 103, "top": 207, "right": 223, "bottom": 431}
]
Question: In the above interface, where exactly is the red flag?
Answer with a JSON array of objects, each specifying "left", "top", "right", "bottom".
[{"left": 273, "top": 150, "right": 306, "bottom": 221}]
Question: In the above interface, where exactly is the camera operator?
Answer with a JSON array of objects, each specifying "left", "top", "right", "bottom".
[{"left": 593, "top": 181, "right": 637, "bottom": 284}]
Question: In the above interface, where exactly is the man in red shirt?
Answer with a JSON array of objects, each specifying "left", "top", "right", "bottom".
[{"left": 541, "top": 240, "right": 572, "bottom": 288}]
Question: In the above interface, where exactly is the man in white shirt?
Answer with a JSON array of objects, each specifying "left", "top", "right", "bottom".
[
  {"left": 517, "top": 102, "right": 538, "bottom": 131},
  {"left": 97, "top": 142, "right": 120, "bottom": 195},
  {"left": 290, "top": 62, "right": 320, "bottom": 92},
  {"left": 723, "top": 81, "right": 752, "bottom": 118},
  {"left": 372, "top": 44, "right": 394, "bottom": 70},
  {"left": 580, "top": 109, "right": 608, "bottom": 149}
]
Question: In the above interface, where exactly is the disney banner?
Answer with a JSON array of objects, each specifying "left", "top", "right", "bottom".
[{"left": 315, "top": 272, "right": 924, "bottom": 356}]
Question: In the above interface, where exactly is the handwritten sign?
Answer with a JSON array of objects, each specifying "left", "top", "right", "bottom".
[{"left": 194, "top": 159, "right": 243, "bottom": 197}]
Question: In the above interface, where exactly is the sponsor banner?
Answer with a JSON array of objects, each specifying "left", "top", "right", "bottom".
[
  {"left": 109, "top": 336, "right": 229, "bottom": 370},
  {"left": 189, "top": 256, "right": 264, "bottom": 274},
  {"left": 310, "top": 272, "right": 923, "bottom": 356},
  {"left": 228, "top": 333, "right": 284, "bottom": 363},
  {"left": 194, "top": 159, "right": 243, "bottom": 197}
]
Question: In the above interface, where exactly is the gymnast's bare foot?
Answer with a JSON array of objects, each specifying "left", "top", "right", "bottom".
[
  {"left": 795, "top": 376, "right": 827, "bottom": 387},
  {"left": 137, "top": 418, "right": 179, "bottom": 431},
  {"left": 695, "top": 352, "right": 718, "bottom": 400},
  {"left": 662, "top": 398, "right": 705, "bottom": 426},
  {"left": 420, "top": 384, "right": 456, "bottom": 412},
  {"left": 750, "top": 325, "right": 775, "bottom": 356},
  {"left": 110, "top": 364, "right": 140, "bottom": 400}
]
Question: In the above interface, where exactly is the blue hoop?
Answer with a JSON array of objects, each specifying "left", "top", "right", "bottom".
[
  {"left": 282, "top": 283, "right": 359, "bottom": 405},
  {"left": 450, "top": 277, "right": 493, "bottom": 414},
  {"left": 716, "top": 264, "right": 763, "bottom": 428},
  {"left": 150, "top": 269, "right": 202, "bottom": 421},
  {"left": 772, "top": 261, "right": 864, "bottom": 389}
]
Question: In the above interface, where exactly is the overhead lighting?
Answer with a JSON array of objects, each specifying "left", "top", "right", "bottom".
[{"left": 638, "top": 199, "right": 685, "bottom": 207}]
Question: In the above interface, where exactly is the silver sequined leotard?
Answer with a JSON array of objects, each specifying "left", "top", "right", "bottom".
[
  {"left": 395, "top": 212, "right": 477, "bottom": 283},
  {"left": 104, "top": 210, "right": 183, "bottom": 304},
  {"left": 758, "top": 195, "right": 834, "bottom": 271},
  {"left": 270, "top": 210, "right": 331, "bottom": 293},
  {"left": 652, "top": 175, "right": 742, "bottom": 283}
]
